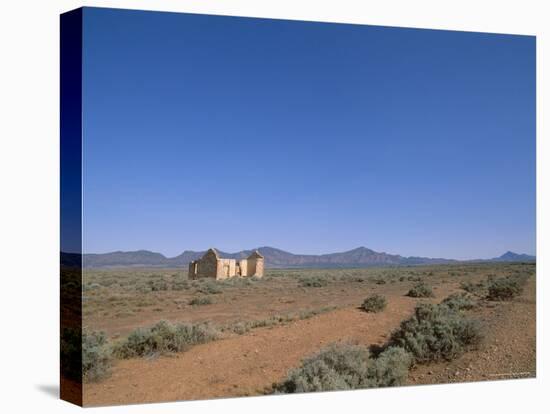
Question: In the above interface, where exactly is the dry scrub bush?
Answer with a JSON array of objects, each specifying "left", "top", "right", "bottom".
[
  {"left": 196, "top": 280, "right": 223, "bottom": 294},
  {"left": 460, "top": 280, "right": 486, "bottom": 296},
  {"left": 362, "top": 294, "right": 387, "bottom": 313},
  {"left": 406, "top": 283, "right": 434, "bottom": 298},
  {"left": 487, "top": 276, "right": 525, "bottom": 301},
  {"left": 82, "top": 330, "right": 113, "bottom": 382},
  {"left": 389, "top": 302, "right": 483, "bottom": 363},
  {"left": 61, "top": 328, "right": 113, "bottom": 383},
  {"left": 275, "top": 343, "right": 411, "bottom": 393},
  {"left": 189, "top": 296, "right": 213, "bottom": 306},
  {"left": 299, "top": 276, "right": 329, "bottom": 288},
  {"left": 367, "top": 346, "right": 412, "bottom": 387},
  {"left": 114, "top": 320, "right": 219, "bottom": 358},
  {"left": 441, "top": 292, "right": 477, "bottom": 310}
]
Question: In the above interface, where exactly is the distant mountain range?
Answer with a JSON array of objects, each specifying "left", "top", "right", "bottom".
[
  {"left": 488, "top": 251, "right": 537, "bottom": 262},
  {"left": 60, "top": 246, "right": 535, "bottom": 269}
]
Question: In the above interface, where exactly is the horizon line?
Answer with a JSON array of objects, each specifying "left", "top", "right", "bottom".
[{"left": 64, "top": 245, "right": 537, "bottom": 261}]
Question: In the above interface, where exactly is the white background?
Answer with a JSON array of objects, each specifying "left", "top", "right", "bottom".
[{"left": 0, "top": 0, "right": 547, "bottom": 412}]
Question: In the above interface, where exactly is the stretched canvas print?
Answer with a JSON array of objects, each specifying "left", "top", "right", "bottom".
[{"left": 60, "top": 7, "right": 536, "bottom": 407}]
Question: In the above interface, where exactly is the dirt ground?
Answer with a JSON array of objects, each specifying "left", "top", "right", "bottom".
[
  {"left": 408, "top": 276, "right": 536, "bottom": 385},
  {"left": 81, "top": 262, "right": 535, "bottom": 406},
  {"left": 83, "top": 264, "right": 505, "bottom": 338}
]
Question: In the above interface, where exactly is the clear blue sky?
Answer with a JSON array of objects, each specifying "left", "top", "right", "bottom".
[{"left": 82, "top": 7, "right": 535, "bottom": 259}]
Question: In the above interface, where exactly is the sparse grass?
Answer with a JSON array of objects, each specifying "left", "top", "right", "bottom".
[
  {"left": 77, "top": 263, "right": 535, "bottom": 387},
  {"left": 298, "top": 276, "right": 329, "bottom": 288},
  {"left": 196, "top": 280, "right": 223, "bottom": 294},
  {"left": 148, "top": 279, "right": 169, "bottom": 291},
  {"left": 460, "top": 280, "right": 486, "bottom": 296},
  {"left": 82, "top": 263, "right": 532, "bottom": 351},
  {"left": 189, "top": 296, "right": 214, "bottom": 306},
  {"left": 362, "top": 294, "right": 387, "bottom": 313},
  {"left": 171, "top": 280, "right": 190, "bottom": 291},
  {"left": 113, "top": 320, "right": 220, "bottom": 358},
  {"left": 228, "top": 321, "right": 251, "bottom": 335},
  {"left": 406, "top": 283, "right": 434, "bottom": 298},
  {"left": 220, "top": 276, "right": 262, "bottom": 287},
  {"left": 83, "top": 263, "right": 533, "bottom": 325},
  {"left": 226, "top": 306, "right": 338, "bottom": 335}
]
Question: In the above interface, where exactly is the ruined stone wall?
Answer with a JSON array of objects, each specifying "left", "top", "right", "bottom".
[
  {"left": 247, "top": 259, "right": 256, "bottom": 276},
  {"left": 246, "top": 258, "right": 264, "bottom": 277},
  {"left": 188, "top": 249, "right": 264, "bottom": 280},
  {"left": 254, "top": 258, "right": 264, "bottom": 277},
  {"left": 188, "top": 262, "right": 197, "bottom": 280},
  {"left": 216, "top": 258, "right": 236, "bottom": 280},
  {"left": 196, "top": 250, "right": 218, "bottom": 279},
  {"left": 238, "top": 259, "right": 248, "bottom": 276}
]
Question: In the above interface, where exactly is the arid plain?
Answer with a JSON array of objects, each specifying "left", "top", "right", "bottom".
[{"left": 74, "top": 261, "right": 536, "bottom": 406}]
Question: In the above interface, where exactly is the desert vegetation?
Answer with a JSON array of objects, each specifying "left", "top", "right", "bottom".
[
  {"left": 388, "top": 301, "right": 483, "bottom": 363},
  {"left": 487, "top": 275, "right": 526, "bottom": 301},
  {"left": 406, "top": 282, "right": 434, "bottom": 298},
  {"left": 80, "top": 307, "right": 341, "bottom": 382},
  {"left": 80, "top": 262, "right": 535, "bottom": 402},
  {"left": 458, "top": 273, "right": 529, "bottom": 301},
  {"left": 361, "top": 294, "right": 387, "bottom": 313},
  {"left": 275, "top": 290, "right": 487, "bottom": 394},
  {"left": 441, "top": 292, "right": 477, "bottom": 310},
  {"left": 83, "top": 330, "right": 113, "bottom": 382},
  {"left": 298, "top": 275, "right": 330, "bottom": 288},
  {"left": 275, "top": 343, "right": 411, "bottom": 393},
  {"left": 189, "top": 296, "right": 214, "bottom": 306},
  {"left": 113, "top": 320, "right": 220, "bottom": 358}
]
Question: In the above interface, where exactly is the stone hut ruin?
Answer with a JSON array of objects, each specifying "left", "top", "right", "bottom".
[{"left": 188, "top": 248, "right": 264, "bottom": 280}]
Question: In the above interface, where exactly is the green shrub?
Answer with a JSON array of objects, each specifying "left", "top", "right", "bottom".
[
  {"left": 82, "top": 330, "right": 113, "bottom": 382},
  {"left": 367, "top": 346, "right": 412, "bottom": 387},
  {"left": 389, "top": 303, "right": 483, "bottom": 363},
  {"left": 299, "top": 276, "right": 329, "bottom": 288},
  {"left": 276, "top": 343, "right": 371, "bottom": 393},
  {"left": 347, "top": 275, "right": 366, "bottom": 283},
  {"left": 114, "top": 320, "right": 219, "bottom": 358},
  {"left": 275, "top": 343, "right": 412, "bottom": 393},
  {"left": 487, "top": 276, "right": 524, "bottom": 301},
  {"left": 460, "top": 280, "right": 486, "bottom": 296},
  {"left": 172, "top": 280, "right": 190, "bottom": 291},
  {"left": 148, "top": 279, "right": 169, "bottom": 291},
  {"left": 229, "top": 321, "right": 251, "bottom": 335},
  {"left": 362, "top": 294, "right": 387, "bottom": 313},
  {"left": 189, "top": 296, "right": 213, "bottom": 306},
  {"left": 406, "top": 283, "right": 434, "bottom": 298},
  {"left": 197, "top": 280, "right": 223, "bottom": 294},
  {"left": 222, "top": 275, "right": 262, "bottom": 286},
  {"left": 441, "top": 292, "right": 477, "bottom": 310}
]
